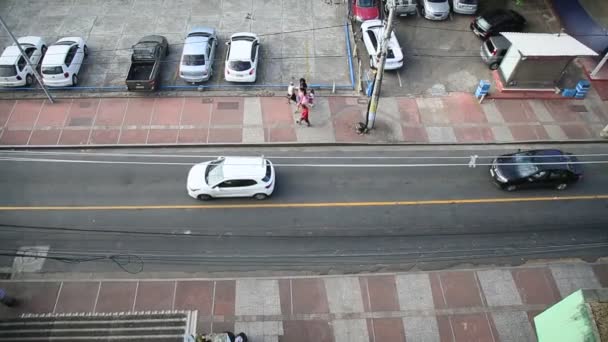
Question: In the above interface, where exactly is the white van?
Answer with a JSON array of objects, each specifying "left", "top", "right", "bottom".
[
  {"left": 385, "top": 0, "right": 417, "bottom": 17},
  {"left": 453, "top": 0, "right": 478, "bottom": 15}
]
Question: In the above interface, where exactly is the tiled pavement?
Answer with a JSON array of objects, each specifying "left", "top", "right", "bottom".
[
  {"left": 2, "top": 261, "right": 608, "bottom": 342},
  {"left": 0, "top": 91, "right": 606, "bottom": 146}
]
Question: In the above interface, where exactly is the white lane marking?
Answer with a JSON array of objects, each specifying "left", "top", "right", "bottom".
[
  {"left": 0, "top": 156, "right": 607, "bottom": 167},
  {"left": 1, "top": 150, "right": 608, "bottom": 160},
  {"left": 397, "top": 71, "right": 402, "bottom": 88}
]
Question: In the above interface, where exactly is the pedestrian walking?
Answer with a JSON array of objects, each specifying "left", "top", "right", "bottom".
[
  {"left": 308, "top": 89, "right": 315, "bottom": 107},
  {"left": 286, "top": 82, "right": 296, "bottom": 104},
  {"left": 295, "top": 87, "right": 308, "bottom": 114},
  {"left": 299, "top": 78, "right": 308, "bottom": 93},
  {"left": 296, "top": 104, "right": 311, "bottom": 127},
  {"left": 0, "top": 288, "right": 17, "bottom": 307}
]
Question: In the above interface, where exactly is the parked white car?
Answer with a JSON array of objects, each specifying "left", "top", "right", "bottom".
[
  {"left": 179, "top": 27, "right": 217, "bottom": 83},
  {"left": 187, "top": 156, "right": 275, "bottom": 200},
  {"left": 361, "top": 20, "right": 404, "bottom": 70},
  {"left": 0, "top": 36, "right": 46, "bottom": 87},
  {"left": 224, "top": 32, "right": 259, "bottom": 83},
  {"left": 41, "top": 37, "right": 87, "bottom": 87}
]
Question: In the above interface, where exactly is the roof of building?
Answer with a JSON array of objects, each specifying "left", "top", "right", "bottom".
[{"left": 501, "top": 32, "right": 598, "bottom": 57}]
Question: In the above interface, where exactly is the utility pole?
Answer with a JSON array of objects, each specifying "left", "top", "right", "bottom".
[
  {"left": 363, "top": 4, "right": 395, "bottom": 131},
  {"left": 0, "top": 15, "right": 54, "bottom": 103}
]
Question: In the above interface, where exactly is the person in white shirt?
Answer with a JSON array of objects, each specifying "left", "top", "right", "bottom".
[{"left": 286, "top": 82, "right": 296, "bottom": 104}]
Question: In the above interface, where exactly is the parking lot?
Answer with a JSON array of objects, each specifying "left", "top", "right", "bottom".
[
  {"left": 354, "top": 0, "right": 561, "bottom": 96},
  {"left": 0, "top": 0, "right": 352, "bottom": 91}
]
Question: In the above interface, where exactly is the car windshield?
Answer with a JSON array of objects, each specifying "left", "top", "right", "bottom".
[
  {"left": 428, "top": 0, "right": 446, "bottom": 2},
  {"left": 358, "top": 0, "right": 374, "bottom": 7},
  {"left": 0, "top": 65, "right": 17, "bottom": 77},
  {"left": 133, "top": 43, "right": 157, "bottom": 59},
  {"left": 511, "top": 154, "right": 539, "bottom": 178},
  {"left": 183, "top": 54, "right": 205, "bottom": 66},
  {"left": 476, "top": 17, "right": 492, "bottom": 31},
  {"left": 229, "top": 60, "right": 251, "bottom": 71},
  {"left": 205, "top": 160, "right": 224, "bottom": 186},
  {"left": 41, "top": 66, "right": 63, "bottom": 75},
  {"left": 460, "top": 0, "right": 477, "bottom": 4}
]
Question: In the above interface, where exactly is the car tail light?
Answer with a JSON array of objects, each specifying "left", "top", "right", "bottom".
[
  {"left": 16, "top": 75, "right": 22, "bottom": 81},
  {"left": 491, "top": 49, "right": 497, "bottom": 56},
  {"left": 63, "top": 72, "right": 69, "bottom": 78},
  {"left": 249, "top": 68, "right": 255, "bottom": 75}
]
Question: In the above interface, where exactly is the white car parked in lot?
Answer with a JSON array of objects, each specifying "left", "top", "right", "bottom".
[
  {"left": 187, "top": 156, "right": 275, "bottom": 200},
  {"left": 361, "top": 20, "right": 404, "bottom": 70},
  {"left": 179, "top": 26, "right": 217, "bottom": 83},
  {"left": 0, "top": 36, "right": 46, "bottom": 87},
  {"left": 224, "top": 32, "right": 259, "bottom": 83},
  {"left": 41, "top": 37, "right": 87, "bottom": 87}
]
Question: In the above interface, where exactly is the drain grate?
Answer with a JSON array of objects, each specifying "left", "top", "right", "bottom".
[
  {"left": 569, "top": 105, "right": 588, "bottom": 113},
  {"left": 68, "top": 117, "right": 92, "bottom": 126},
  {"left": 217, "top": 101, "right": 239, "bottom": 110}
]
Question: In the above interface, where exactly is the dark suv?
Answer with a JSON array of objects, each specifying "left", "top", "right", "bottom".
[
  {"left": 471, "top": 9, "right": 526, "bottom": 39},
  {"left": 489, "top": 149, "right": 583, "bottom": 191}
]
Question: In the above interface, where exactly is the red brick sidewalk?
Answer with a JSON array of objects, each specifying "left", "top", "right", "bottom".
[
  {"left": 0, "top": 92, "right": 606, "bottom": 146},
  {"left": 2, "top": 262, "right": 607, "bottom": 342}
]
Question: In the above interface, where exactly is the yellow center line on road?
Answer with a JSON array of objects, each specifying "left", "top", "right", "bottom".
[{"left": 0, "top": 195, "right": 607, "bottom": 211}]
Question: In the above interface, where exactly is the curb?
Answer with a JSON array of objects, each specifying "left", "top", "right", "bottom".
[{"left": 0, "top": 139, "right": 607, "bottom": 150}]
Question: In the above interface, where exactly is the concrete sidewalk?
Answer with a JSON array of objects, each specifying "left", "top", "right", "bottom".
[
  {"left": 0, "top": 90, "right": 606, "bottom": 147},
  {"left": 1, "top": 261, "right": 608, "bottom": 341}
]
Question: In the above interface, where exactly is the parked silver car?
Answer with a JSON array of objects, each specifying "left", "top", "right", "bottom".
[
  {"left": 179, "top": 27, "right": 217, "bottom": 83},
  {"left": 418, "top": 0, "right": 449, "bottom": 20},
  {"left": 384, "top": 0, "right": 417, "bottom": 16},
  {"left": 480, "top": 35, "right": 511, "bottom": 70},
  {"left": 452, "top": 0, "right": 478, "bottom": 15}
]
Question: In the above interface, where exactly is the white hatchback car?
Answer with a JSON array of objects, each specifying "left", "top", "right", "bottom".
[
  {"left": 361, "top": 20, "right": 404, "bottom": 70},
  {"left": 187, "top": 156, "right": 275, "bottom": 200},
  {"left": 0, "top": 36, "right": 46, "bottom": 87},
  {"left": 41, "top": 37, "right": 88, "bottom": 87},
  {"left": 224, "top": 32, "right": 259, "bottom": 83},
  {"left": 179, "top": 27, "right": 217, "bottom": 83}
]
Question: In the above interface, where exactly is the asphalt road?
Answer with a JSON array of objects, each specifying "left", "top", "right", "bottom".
[{"left": 0, "top": 144, "right": 607, "bottom": 275}]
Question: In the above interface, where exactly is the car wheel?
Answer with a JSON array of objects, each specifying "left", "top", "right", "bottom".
[
  {"left": 25, "top": 74, "right": 33, "bottom": 86},
  {"left": 489, "top": 62, "right": 499, "bottom": 70},
  {"left": 83, "top": 45, "right": 88, "bottom": 58},
  {"left": 505, "top": 185, "right": 517, "bottom": 192},
  {"left": 197, "top": 194, "right": 212, "bottom": 201},
  {"left": 253, "top": 193, "right": 268, "bottom": 200},
  {"left": 72, "top": 74, "right": 78, "bottom": 86},
  {"left": 556, "top": 183, "right": 568, "bottom": 190},
  {"left": 41, "top": 45, "right": 47, "bottom": 55}
]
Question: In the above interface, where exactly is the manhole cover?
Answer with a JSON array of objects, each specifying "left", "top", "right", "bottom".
[
  {"left": 68, "top": 117, "right": 92, "bottom": 126},
  {"left": 569, "top": 105, "right": 588, "bottom": 113},
  {"left": 217, "top": 102, "right": 239, "bottom": 110}
]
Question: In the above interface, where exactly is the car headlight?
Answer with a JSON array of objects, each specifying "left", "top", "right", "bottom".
[
  {"left": 355, "top": 15, "right": 363, "bottom": 21},
  {"left": 495, "top": 173, "right": 508, "bottom": 183}
]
